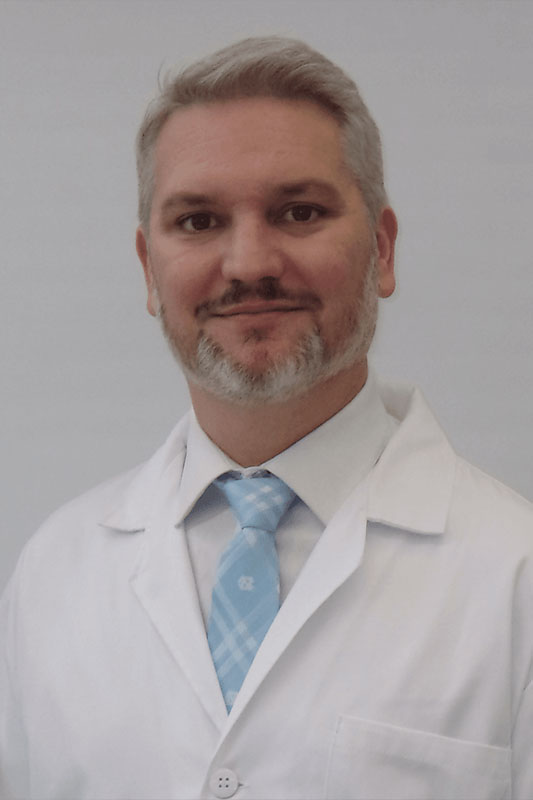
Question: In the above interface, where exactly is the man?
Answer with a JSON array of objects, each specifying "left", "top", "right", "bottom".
[{"left": 1, "top": 36, "right": 532, "bottom": 800}]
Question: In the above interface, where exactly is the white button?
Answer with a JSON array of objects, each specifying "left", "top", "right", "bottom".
[{"left": 209, "top": 767, "right": 239, "bottom": 798}]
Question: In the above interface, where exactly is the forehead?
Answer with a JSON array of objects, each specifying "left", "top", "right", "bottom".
[{"left": 152, "top": 97, "right": 352, "bottom": 199}]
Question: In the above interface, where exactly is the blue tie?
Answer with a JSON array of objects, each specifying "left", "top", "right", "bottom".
[{"left": 207, "top": 472, "right": 295, "bottom": 712}]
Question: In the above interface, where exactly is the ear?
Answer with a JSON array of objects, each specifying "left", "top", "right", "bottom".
[
  {"left": 136, "top": 226, "right": 160, "bottom": 317},
  {"left": 374, "top": 207, "right": 398, "bottom": 299}
]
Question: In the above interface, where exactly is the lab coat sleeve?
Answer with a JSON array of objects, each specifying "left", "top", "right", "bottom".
[
  {"left": 512, "top": 679, "right": 533, "bottom": 799},
  {"left": 0, "top": 572, "right": 30, "bottom": 800}
]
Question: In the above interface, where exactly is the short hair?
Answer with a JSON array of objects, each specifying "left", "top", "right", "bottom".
[{"left": 136, "top": 36, "right": 388, "bottom": 231}]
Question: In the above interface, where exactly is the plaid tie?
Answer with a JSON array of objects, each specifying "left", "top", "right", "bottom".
[{"left": 207, "top": 472, "right": 295, "bottom": 712}]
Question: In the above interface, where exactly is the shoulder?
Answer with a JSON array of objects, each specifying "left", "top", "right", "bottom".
[
  {"left": 30, "top": 462, "right": 144, "bottom": 546},
  {"left": 451, "top": 456, "right": 533, "bottom": 550},
  {"left": 6, "top": 414, "right": 191, "bottom": 589},
  {"left": 373, "top": 376, "right": 533, "bottom": 551},
  {"left": 6, "top": 464, "right": 145, "bottom": 602}
]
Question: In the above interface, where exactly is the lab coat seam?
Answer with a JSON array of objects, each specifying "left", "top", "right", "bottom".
[
  {"left": 323, "top": 715, "right": 343, "bottom": 800},
  {"left": 336, "top": 713, "right": 512, "bottom": 753},
  {"left": 366, "top": 517, "right": 444, "bottom": 536}
]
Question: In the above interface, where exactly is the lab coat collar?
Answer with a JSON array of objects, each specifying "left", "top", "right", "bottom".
[
  {"left": 100, "top": 379, "right": 456, "bottom": 537},
  {"left": 368, "top": 379, "right": 456, "bottom": 535},
  {"left": 100, "top": 415, "right": 191, "bottom": 532}
]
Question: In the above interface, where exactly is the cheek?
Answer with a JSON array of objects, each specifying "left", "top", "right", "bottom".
[
  {"left": 153, "top": 253, "right": 216, "bottom": 315},
  {"left": 304, "top": 243, "right": 362, "bottom": 298}
]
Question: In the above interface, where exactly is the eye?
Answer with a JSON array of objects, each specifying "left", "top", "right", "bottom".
[
  {"left": 279, "top": 204, "right": 324, "bottom": 223},
  {"left": 178, "top": 212, "right": 218, "bottom": 232}
]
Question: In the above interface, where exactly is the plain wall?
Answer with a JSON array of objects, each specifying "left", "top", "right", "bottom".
[{"left": 2, "top": 0, "right": 532, "bottom": 592}]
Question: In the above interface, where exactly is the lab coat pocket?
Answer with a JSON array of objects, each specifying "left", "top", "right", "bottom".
[{"left": 325, "top": 715, "right": 511, "bottom": 800}]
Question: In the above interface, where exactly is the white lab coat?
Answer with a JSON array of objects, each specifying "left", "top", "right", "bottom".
[{"left": 1, "top": 381, "right": 532, "bottom": 800}]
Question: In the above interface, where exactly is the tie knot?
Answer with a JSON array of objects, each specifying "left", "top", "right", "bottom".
[{"left": 215, "top": 473, "right": 295, "bottom": 533}]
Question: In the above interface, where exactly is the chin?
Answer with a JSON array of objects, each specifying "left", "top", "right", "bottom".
[
  {"left": 178, "top": 329, "right": 323, "bottom": 405},
  {"left": 182, "top": 327, "right": 371, "bottom": 407}
]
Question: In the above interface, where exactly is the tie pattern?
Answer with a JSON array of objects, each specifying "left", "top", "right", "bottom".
[{"left": 207, "top": 472, "right": 295, "bottom": 712}]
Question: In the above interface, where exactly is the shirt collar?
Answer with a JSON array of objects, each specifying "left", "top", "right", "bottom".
[
  {"left": 265, "top": 370, "right": 395, "bottom": 524},
  {"left": 175, "top": 370, "right": 396, "bottom": 527},
  {"left": 99, "top": 375, "right": 456, "bottom": 537},
  {"left": 174, "top": 414, "right": 237, "bottom": 525}
]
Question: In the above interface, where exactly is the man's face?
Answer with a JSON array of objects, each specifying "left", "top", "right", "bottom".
[{"left": 137, "top": 97, "right": 395, "bottom": 404}]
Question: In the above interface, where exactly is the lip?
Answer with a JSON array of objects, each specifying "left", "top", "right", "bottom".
[{"left": 211, "top": 303, "right": 309, "bottom": 317}]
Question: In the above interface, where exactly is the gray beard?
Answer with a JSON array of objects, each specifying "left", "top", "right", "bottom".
[{"left": 159, "top": 255, "right": 378, "bottom": 407}]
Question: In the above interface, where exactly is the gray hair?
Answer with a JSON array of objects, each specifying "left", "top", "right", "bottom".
[{"left": 136, "top": 36, "right": 388, "bottom": 231}]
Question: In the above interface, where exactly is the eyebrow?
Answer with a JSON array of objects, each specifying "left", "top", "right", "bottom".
[
  {"left": 160, "top": 193, "right": 213, "bottom": 215},
  {"left": 276, "top": 180, "right": 342, "bottom": 201},
  {"left": 159, "top": 180, "right": 343, "bottom": 215}
]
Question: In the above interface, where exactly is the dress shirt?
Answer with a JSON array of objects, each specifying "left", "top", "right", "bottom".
[{"left": 176, "top": 371, "right": 397, "bottom": 624}]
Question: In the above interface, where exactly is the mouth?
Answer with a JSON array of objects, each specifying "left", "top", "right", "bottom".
[
  {"left": 195, "top": 285, "right": 323, "bottom": 322},
  {"left": 210, "top": 303, "right": 309, "bottom": 318}
]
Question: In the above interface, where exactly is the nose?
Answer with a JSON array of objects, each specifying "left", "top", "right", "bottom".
[{"left": 221, "top": 215, "right": 285, "bottom": 283}]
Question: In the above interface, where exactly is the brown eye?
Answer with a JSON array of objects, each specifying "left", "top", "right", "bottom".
[
  {"left": 281, "top": 205, "right": 322, "bottom": 223},
  {"left": 180, "top": 213, "right": 216, "bottom": 232}
]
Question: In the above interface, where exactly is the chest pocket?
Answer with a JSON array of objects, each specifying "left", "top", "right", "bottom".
[{"left": 325, "top": 715, "right": 511, "bottom": 800}]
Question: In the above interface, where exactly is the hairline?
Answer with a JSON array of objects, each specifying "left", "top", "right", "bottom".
[{"left": 136, "top": 38, "right": 388, "bottom": 233}]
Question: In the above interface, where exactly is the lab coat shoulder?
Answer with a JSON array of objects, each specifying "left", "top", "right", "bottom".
[
  {"left": 23, "top": 413, "right": 189, "bottom": 550},
  {"left": 450, "top": 455, "right": 533, "bottom": 552},
  {"left": 377, "top": 377, "right": 533, "bottom": 554},
  {"left": 2, "top": 413, "right": 191, "bottom": 629},
  {"left": 20, "top": 462, "right": 143, "bottom": 563}
]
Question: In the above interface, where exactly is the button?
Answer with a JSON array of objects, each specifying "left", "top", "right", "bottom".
[{"left": 209, "top": 767, "right": 239, "bottom": 798}]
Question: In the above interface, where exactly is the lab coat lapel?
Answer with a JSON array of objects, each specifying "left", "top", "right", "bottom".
[
  {"left": 227, "top": 479, "right": 368, "bottom": 723},
  {"left": 131, "top": 516, "right": 228, "bottom": 732},
  {"left": 133, "top": 453, "right": 228, "bottom": 731},
  {"left": 103, "top": 420, "right": 228, "bottom": 732}
]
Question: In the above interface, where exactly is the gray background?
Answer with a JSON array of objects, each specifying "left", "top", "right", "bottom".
[{"left": 2, "top": 0, "right": 532, "bottom": 592}]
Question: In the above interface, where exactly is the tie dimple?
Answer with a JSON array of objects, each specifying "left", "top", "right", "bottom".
[{"left": 218, "top": 475, "right": 295, "bottom": 531}]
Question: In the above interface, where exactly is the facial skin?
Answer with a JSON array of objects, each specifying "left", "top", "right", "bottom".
[{"left": 137, "top": 97, "right": 396, "bottom": 410}]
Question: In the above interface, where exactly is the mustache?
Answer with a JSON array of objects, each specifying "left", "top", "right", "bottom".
[{"left": 195, "top": 277, "right": 323, "bottom": 319}]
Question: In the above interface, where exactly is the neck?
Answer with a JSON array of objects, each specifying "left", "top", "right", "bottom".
[{"left": 188, "top": 361, "right": 368, "bottom": 467}]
